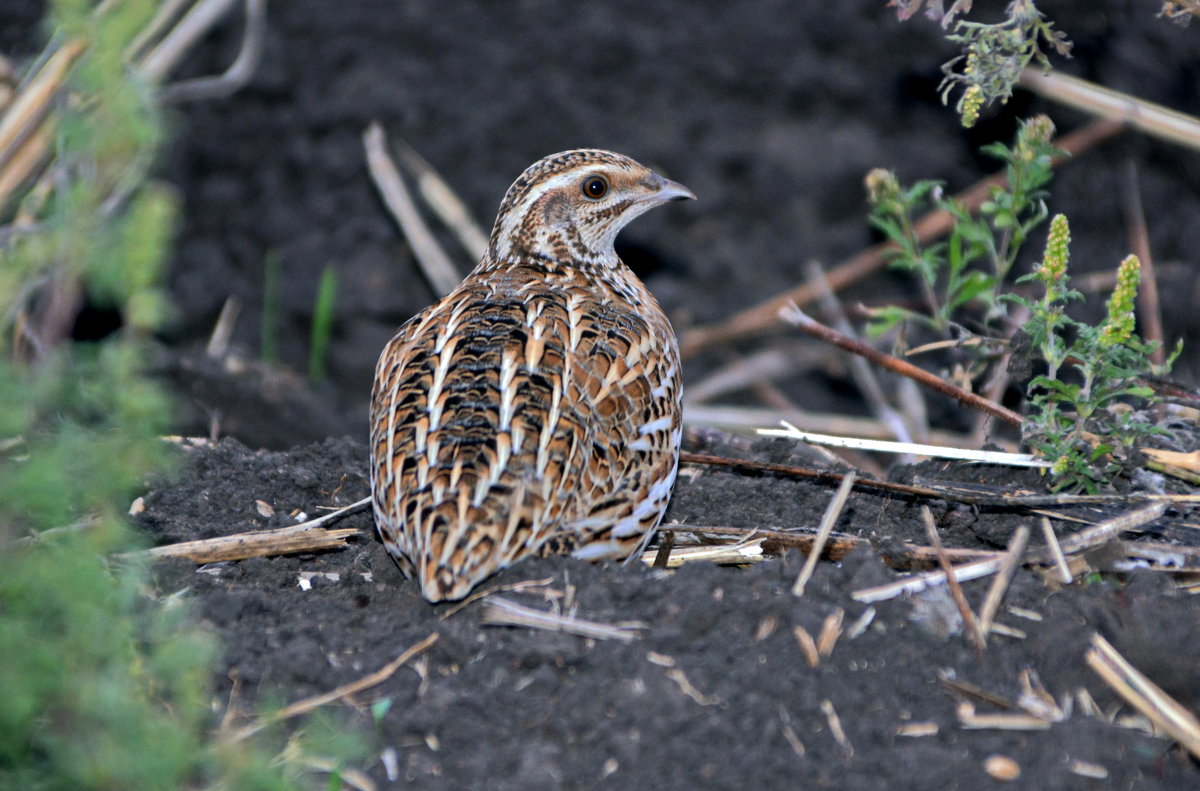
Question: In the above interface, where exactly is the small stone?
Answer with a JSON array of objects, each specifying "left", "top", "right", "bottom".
[{"left": 984, "top": 754, "right": 1020, "bottom": 781}]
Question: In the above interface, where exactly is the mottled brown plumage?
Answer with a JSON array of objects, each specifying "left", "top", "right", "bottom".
[{"left": 370, "top": 149, "right": 693, "bottom": 601}]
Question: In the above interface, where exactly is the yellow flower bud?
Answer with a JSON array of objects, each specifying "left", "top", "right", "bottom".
[
  {"left": 960, "top": 85, "right": 984, "bottom": 128},
  {"left": 865, "top": 168, "right": 900, "bottom": 206}
]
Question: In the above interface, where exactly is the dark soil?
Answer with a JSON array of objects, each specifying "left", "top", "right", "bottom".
[
  {"left": 140, "top": 435, "right": 1200, "bottom": 790},
  {"left": 7, "top": 0, "right": 1200, "bottom": 788}
]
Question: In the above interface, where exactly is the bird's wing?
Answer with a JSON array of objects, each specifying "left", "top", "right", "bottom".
[
  {"left": 556, "top": 287, "right": 683, "bottom": 561},
  {"left": 370, "top": 278, "right": 588, "bottom": 600},
  {"left": 370, "top": 273, "right": 681, "bottom": 600}
]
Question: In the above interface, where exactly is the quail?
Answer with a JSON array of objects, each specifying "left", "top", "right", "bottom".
[{"left": 370, "top": 149, "right": 694, "bottom": 601}]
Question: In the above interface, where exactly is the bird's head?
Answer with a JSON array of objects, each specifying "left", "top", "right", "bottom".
[{"left": 487, "top": 149, "right": 694, "bottom": 267}]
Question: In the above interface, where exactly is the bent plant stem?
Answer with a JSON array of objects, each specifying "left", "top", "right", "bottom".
[{"left": 779, "top": 303, "right": 1023, "bottom": 428}]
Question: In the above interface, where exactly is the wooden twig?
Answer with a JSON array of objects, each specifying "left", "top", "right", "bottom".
[
  {"left": 140, "top": 0, "right": 241, "bottom": 82},
  {"left": 679, "top": 451, "right": 1200, "bottom": 507},
  {"left": 779, "top": 304, "right": 1023, "bottom": 427},
  {"left": 651, "top": 530, "right": 675, "bottom": 568},
  {"left": 391, "top": 137, "right": 490, "bottom": 261},
  {"left": 807, "top": 259, "right": 915, "bottom": 444},
  {"left": 820, "top": 700, "right": 854, "bottom": 758},
  {"left": 229, "top": 632, "right": 439, "bottom": 743},
  {"left": 793, "top": 625, "right": 820, "bottom": 667},
  {"left": 205, "top": 295, "right": 240, "bottom": 358},
  {"left": 1056, "top": 501, "right": 1168, "bottom": 555},
  {"left": 977, "top": 525, "right": 1030, "bottom": 640},
  {"left": 817, "top": 608, "right": 844, "bottom": 658},
  {"left": 639, "top": 536, "right": 765, "bottom": 568},
  {"left": 159, "top": 0, "right": 267, "bottom": 103},
  {"left": 1018, "top": 69, "right": 1200, "bottom": 154},
  {"left": 677, "top": 119, "right": 1123, "bottom": 357},
  {"left": 661, "top": 524, "right": 994, "bottom": 567},
  {"left": 852, "top": 555, "right": 1003, "bottom": 604},
  {"left": 922, "top": 507, "right": 986, "bottom": 653},
  {"left": 480, "top": 597, "right": 642, "bottom": 642},
  {"left": 1040, "top": 516, "right": 1073, "bottom": 584},
  {"left": 1087, "top": 632, "right": 1200, "bottom": 760},
  {"left": 1121, "top": 159, "right": 1164, "bottom": 365},
  {"left": 126, "top": 496, "right": 371, "bottom": 562},
  {"left": 363, "top": 122, "right": 462, "bottom": 297},
  {"left": 683, "top": 404, "right": 1001, "bottom": 450},
  {"left": 133, "top": 525, "right": 360, "bottom": 563},
  {"left": 760, "top": 421, "right": 1047, "bottom": 467},
  {"left": 793, "top": 472, "right": 857, "bottom": 596}
]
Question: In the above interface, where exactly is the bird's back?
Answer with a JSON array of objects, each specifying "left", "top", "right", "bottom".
[{"left": 371, "top": 261, "right": 681, "bottom": 601}]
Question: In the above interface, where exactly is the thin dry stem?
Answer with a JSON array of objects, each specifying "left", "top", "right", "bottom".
[
  {"left": 793, "top": 625, "right": 820, "bottom": 667},
  {"left": 922, "top": 507, "right": 986, "bottom": 653},
  {"left": 852, "top": 555, "right": 1003, "bottom": 604},
  {"left": 124, "top": 496, "right": 371, "bottom": 563},
  {"left": 160, "top": 0, "right": 267, "bottom": 103},
  {"left": 1018, "top": 69, "right": 1200, "bottom": 154},
  {"left": 817, "top": 608, "right": 845, "bottom": 658},
  {"left": 1087, "top": 632, "right": 1200, "bottom": 760},
  {"left": 140, "top": 0, "right": 241, "bottom": 82},
  {"left": 228, "top": 632, "right": 439, "bottom": 743},
  {"left": 779, "top": 304, "right": 1023, "bottom": 427},
  {"left": 1121, "top": 159, "right": 1164, "bottom": 365},
  {"left": 1040, "top": 517, "right": 1073, "bottom": 584},
  {"left": 364, "top": 122, "right": 463, "bottom": 296},
  {"left": 807, "top": 259, "right": 915, "bottom": 443},
  {"left": 793, "top": 472, "right": 857, "bottom": 596},
  {"left": 977, "top": 525, "right": 1030, "bottom": 640},
  {"left": 820, "top": 700, "right": 854, "bottom": 758},
  {"left": 205, "top": 295, "right": 240, "bottom": 358},
  {"left": 1057, "top": 501, "right": 1168, "bottom": 554},
  {"left": 683, "top": 404, "right": 1001, "bottom": 449},
  {"left": 680, "top": 451, "right": 1200, "bottom": 507},
  {"left": 761, "top": 422, "right": 1046, "bottom": 467},
  {"left": 481, "top": 597, "right": 642, "bottom": 642},
  {"left": 391, "top": 137, "right": 490, "bottom": 260}
]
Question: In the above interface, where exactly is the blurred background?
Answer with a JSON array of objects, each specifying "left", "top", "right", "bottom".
[{"left": 4, "top": 0, "right": 1199, "bottom": 449}]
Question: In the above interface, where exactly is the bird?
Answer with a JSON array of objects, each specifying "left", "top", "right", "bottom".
[{"left": 370, "top": 149, "right": 694, "bottom": 602}]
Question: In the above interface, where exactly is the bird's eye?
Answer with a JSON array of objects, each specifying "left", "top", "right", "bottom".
[{"left": 581, "top": 175, "right": 609, "bottom": 200}]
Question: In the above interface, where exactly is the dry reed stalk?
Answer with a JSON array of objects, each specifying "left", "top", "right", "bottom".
[
  {"left": 793, "top": 472, "right": 857, "bottom": 596},
  {"left": 977, "top": 525, "right": 1030, "bottom": 641},
  {"left": 481, "top": 597, "right": 642, "bottom": 642},
  {"left": 1086, "top": 632, "right": 1200, "bottom": 760},
  {"left": 922, "top": 507, "right": 986, "bottom": 653},
  {"left": 229, "top": 632, "right": 439, "bottom": 743},
  {"left": 364, "top": 122, "right": 462, "bottom": 296},
  {"left": 1018, "top": 69, "right": 1200, "bottom": 153}
]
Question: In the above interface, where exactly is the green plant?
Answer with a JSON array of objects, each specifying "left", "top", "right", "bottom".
[
  {"left": 308, "top": 264, "right": 339, "bottom": 383},
  {"left": 1008, "top": 215, "right": 1178, "bottom": 492},
  {"left": 262, "top": 250, "right": 283, "bottom": 363},
  {"left": 866, "top": 114, "right": 1059, "bottom": 336},
  {"left": 887, "top": 0, "right": 1072, "bottom": 127},
  {"left": 0, "top": 3, "right": 348, "bottom": 788}
]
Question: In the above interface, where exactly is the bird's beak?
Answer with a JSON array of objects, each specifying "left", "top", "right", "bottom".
[
  {"left": 641, "top": 174, "right": 696, "bottom": 204},
  {"left": 658, "top": 178, "right": 697, "bottom": 202}
]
